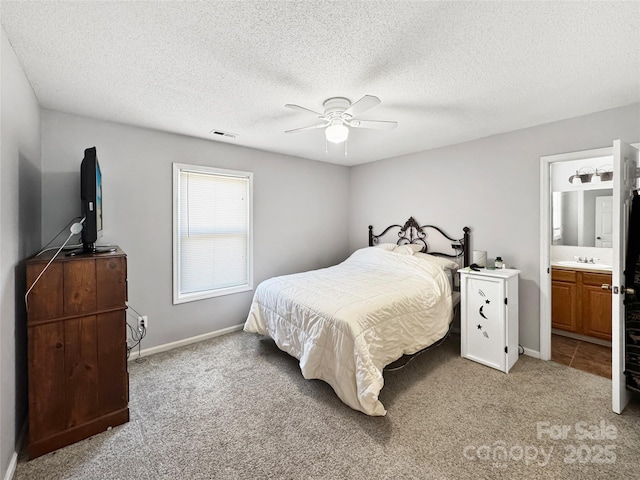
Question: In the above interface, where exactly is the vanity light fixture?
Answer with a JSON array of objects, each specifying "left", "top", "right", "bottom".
[
  {"left": 568, "top": 165, "right": 614, "bottom": 184},
  {"left": 568, "top": 167, "right": 594, "bottom": 184},
  {"left": 596, "top": 165, "right": 613, "bottom": 181}
]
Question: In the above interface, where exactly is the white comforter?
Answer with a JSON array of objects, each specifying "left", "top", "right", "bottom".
[{"left": 243, "top": 247, "right": 453, "bottom": 416}]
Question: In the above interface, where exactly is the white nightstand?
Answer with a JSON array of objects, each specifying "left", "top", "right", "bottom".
[{"left": 459, "top": 267, "right": 520, "bottom": 373}]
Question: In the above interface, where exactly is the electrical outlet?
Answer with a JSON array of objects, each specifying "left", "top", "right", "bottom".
[{"left": 138, "top": 315, "right": 148, "bottom": 332}]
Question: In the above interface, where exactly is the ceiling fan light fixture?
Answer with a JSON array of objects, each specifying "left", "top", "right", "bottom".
[
  {"left": 325, "top": 123, "right": 349, "bottom": 143},
  {"left": 286, "top": 95, "right": 394, "bottom": 148}
]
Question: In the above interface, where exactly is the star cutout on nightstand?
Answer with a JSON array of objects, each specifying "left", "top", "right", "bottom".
[
  {"left": 485, "top": 299, "right": 490, "bottom": 304},
  {"left": 477, "top": 324, "right": 482, "bottom": 330}
]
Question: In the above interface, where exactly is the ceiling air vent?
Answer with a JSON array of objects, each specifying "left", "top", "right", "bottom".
[{"left": 209, "top": 129, "right": 238, "bottom": 139}]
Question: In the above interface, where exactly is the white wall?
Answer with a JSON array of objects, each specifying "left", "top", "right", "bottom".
[
  {"left": 41, "top": 111, "right": 350, "bottom": 349},
  {"left": 0, "top": 27, "right": 42, "bottom": 479},
  {"left": 349, "top": 103, "right": 639, "bottom": 353}
]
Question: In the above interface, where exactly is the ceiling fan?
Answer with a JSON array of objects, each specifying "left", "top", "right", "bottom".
[{"left": 284, "top": 95, "right": 397, "bottom": 145}]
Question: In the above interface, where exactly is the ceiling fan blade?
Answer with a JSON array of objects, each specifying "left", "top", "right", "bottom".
[
  {"left": 343, "top": 95, "right": 381, "bottom": 118},
  {"left": 285, "top": 104, "right": 323, "bottom": 117},
  {"left": 284, "top": 122, "right": 329, "bottom": 134},
  {"left": 347, "top": 119, "right": 397, "bottom": 130}
]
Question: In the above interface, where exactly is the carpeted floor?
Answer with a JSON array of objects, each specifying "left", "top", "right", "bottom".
[{"left": 14, "top": 331, "right": 640, "bottom": 479}]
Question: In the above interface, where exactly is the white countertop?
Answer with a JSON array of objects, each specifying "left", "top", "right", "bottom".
[{"left": 551, "top": 260, "right": 612, "bottom": 272}]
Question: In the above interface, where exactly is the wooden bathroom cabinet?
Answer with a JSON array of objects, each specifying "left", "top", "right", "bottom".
[{"left": 551, "top": 267, "right": 612, "bottom": 341}]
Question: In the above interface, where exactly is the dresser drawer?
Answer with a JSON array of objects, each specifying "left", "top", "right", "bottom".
[
  {"left": 551, "top": 268, "right": 577, "bottom": 283},
  {"left": 582, "top": 272, "right": 612, "bottom": 286}
]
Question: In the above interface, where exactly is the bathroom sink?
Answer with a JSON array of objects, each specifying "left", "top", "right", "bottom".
[{"left": 554, "top": 260, "right": 612, "bottom": 271}]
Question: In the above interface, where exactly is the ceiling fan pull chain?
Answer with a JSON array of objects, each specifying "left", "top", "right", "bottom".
[
  {"left": 325, "top": 137, "right": 328, "bottom": 154},
  {"left": 344, "top": 138, "right": 348, "bottom": 156}
]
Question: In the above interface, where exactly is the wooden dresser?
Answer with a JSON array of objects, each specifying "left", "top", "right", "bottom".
[{"left": 25, "top": 247, "right": 129, "bottom": 459}]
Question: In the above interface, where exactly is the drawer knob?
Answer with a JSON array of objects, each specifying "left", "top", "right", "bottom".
[{"left": 55, "top": 342, "right": 63, "bottom": 349}]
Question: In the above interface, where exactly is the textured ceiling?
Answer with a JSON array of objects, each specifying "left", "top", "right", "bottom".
[{"left": 1, "top": 1, "right": 639, "bottom": 166}]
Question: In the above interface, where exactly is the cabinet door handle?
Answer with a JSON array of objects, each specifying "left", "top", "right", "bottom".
[
  {"left": 55, "top": 342, "right": 63, "bottom": 349},
  {"left": 601, "top": 284, "right": 611, "bottom": 290}
]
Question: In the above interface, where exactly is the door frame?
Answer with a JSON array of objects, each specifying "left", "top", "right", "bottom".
[
  {"left": 611, "top": 140, "right": 639, "bottom": 413},
  {"left": 539, "top": 146, "right": 614, "bottom": 361}
]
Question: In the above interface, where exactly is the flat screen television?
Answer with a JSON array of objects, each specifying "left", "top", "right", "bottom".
[{"left": 69, "top": 147, "right": 114, "bottom": 255}]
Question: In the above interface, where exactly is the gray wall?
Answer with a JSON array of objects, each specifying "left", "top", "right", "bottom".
[
  {"left": 349, "top": 103, "right": 639, "bottom": 353},
  {"left": 0, "top": 27, "right": 42, "bottom": 478},
  {"left": 41, "top": 111, "right": 351, "bottom": 349}
]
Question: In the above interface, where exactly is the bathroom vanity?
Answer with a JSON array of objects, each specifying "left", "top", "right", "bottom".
[{"left": 551, "top": 263, "right": 612, "bottom": 341}]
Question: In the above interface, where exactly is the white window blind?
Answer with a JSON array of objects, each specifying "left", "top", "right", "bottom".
[{"left": 173, "top": 163, "right": 253, "bottom": 304}]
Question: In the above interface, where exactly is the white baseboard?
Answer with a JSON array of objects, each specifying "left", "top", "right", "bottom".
[
  {"left": 124, "top": 322, "right": 544, "bottom": 363},
  {"left": 4, "top": 422, "right": 26, "bottom": 480},
  {"left": 3, "top": 451, "right": 17, "bottom": 480},
  {"left": 128, "top": 324, "right": 244, "bottom": 361}
]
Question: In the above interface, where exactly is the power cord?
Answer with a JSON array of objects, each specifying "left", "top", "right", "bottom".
[
  {"left": 25, "top": 217, "right": 86, "bottom": 310},
  {"left": 126, "top": 320, "right": 146, "bottom": 363},
  {"left": 126, "top": 304, "right": 147, "bottom": 363},
  {"left": 36, "top": 243, "right": 83, "bottom": 256},
  {"left": 36, "top": 216, "right": 82, "bottom": 256},
  {"left": 28, "top": 217, "right": 148, "bottom": 363}
]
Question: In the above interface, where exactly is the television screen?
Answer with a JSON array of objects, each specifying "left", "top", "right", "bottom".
[
  {"left": 95, "top": 159, "right": 103, "bottom": 234},
  {"left": 72, "top": 146, "right": 115, "bottom": 255},
  {"left": 80, "top": 147, "right": 99, "bottom": 248}
]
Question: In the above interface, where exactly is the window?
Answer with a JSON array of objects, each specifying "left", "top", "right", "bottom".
[{"left": 173, "top": 163, "right": 253, "bottom": 304}]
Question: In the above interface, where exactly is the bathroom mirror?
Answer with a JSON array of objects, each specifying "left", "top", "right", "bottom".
[{"left": 552, "top": 189, "right": 613, "bottom": 247}]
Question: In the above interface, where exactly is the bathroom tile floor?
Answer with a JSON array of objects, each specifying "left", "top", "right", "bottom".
[{"left": 551, "top": 334, "right": 611, "bottom": 379}]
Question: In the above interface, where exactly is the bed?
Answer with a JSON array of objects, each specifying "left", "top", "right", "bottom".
[{"left": 244, "top": 217, "right": 471, "bottom": 416}]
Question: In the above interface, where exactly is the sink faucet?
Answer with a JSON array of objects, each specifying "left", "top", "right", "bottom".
[{"left": 572, "top": 256, "right": 599, "bottom": 264}]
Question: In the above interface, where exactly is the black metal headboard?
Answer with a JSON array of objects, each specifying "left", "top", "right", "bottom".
[{"left": 368, "top": 216, "right": 471, "bottom": 266}]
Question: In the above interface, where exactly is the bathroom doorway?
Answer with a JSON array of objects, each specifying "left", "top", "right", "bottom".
[
  {"left": 545, "top": 150, "right": 614, "bottom": 378},
  {"left": 540, "top": 140, "right": 639, "bottom": 414}
]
